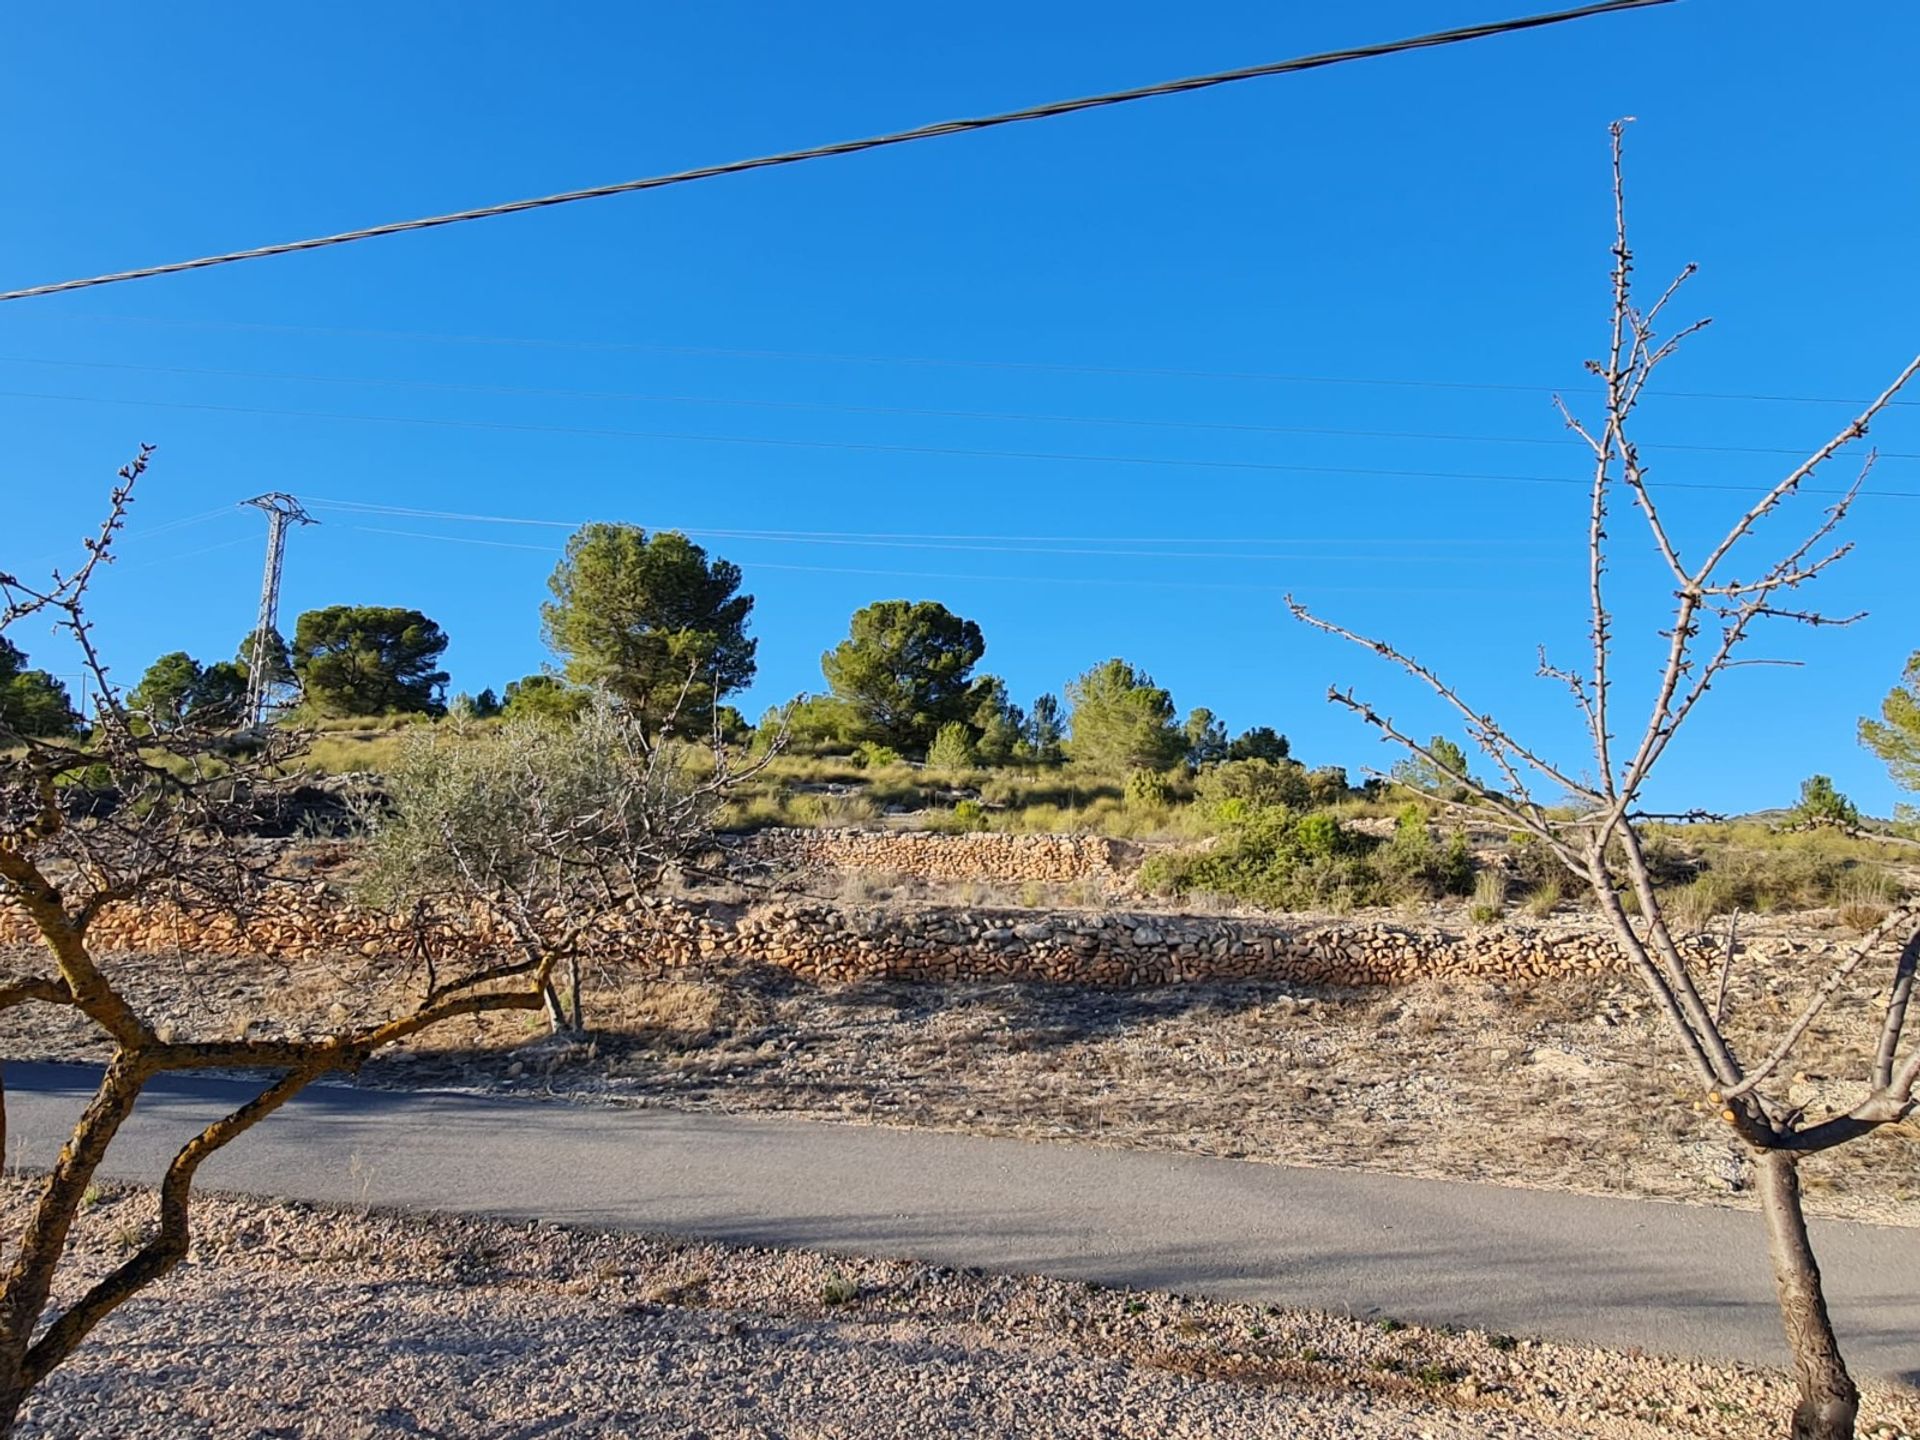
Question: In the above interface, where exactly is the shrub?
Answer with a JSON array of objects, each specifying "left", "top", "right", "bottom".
[
  {"left": 1373, "top": 810, "right": 1474, "bottom": 899},
  {"left": 1305, "top": 765, "right": 1354, "bottom": 808},
  {"left": 1667, "top": 872, "right": 1735, "bottom": 932},
  {"left": 948, "top": 799, "right": 988, "bottom": 832},
  {"left": 1124, "top": 767, "right": 1175, "bottom": 810},
  {"left": 852, "top": 740, "right": 903, "bottom": 769},
  {"left": 778, "top": 694, "right": 857, "bottom": 754},
  {"left": 1656, "top": 840, "right": 1904, "bottom": 919},
  {"left": 1194, "top": 758, "right": 1310, "bottom": 818},
  {"left": 1140, "top": 806, "right": 1383, "bottom": 910},
  {"left": 1788, "top": 774, "right": 1860, "bottom": 830},
  {"left": 1508, "top": 832, "right": 1565, "bottom": 897},
  {"left": 926, "top": 721, "right": 978, "bottom": 773}
]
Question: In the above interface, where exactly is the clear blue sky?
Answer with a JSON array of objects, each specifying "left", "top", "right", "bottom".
[{"left": 5, "top": 2, "right": 1917, "bottom": 814}]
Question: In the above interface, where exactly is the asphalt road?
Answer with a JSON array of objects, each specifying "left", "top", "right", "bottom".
[{"left": 8, "top": 1060, "right": 1918, "bottom": 1381}]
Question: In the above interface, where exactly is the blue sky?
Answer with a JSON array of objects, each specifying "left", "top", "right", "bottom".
[{"left": 4, "top": 2, "right": 1917, "bottom": 814}]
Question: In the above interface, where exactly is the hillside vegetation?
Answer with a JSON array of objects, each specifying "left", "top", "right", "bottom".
[{"left": 275, "top": 713, "right": 1919, "bottom": 929}]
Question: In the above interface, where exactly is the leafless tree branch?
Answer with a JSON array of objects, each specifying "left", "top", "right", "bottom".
[
  {"left": 0, "top": 452, "right": 779, "bottom": 1428},
  {"left": 1288, "top": 124, "right": 1920, "bottom": 1438}
]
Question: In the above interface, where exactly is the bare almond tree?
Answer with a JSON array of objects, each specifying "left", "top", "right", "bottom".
[
  {"left": 1291, "top": 125, "right": 1919, "bottom": 1440},
  {"left": 0, "top": 452, "right": 768, "bottom": 1434}
]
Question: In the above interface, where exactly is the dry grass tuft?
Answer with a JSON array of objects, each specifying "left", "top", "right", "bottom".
[{"left": 616, "top": 980, "right": 764, "bottom": 1050}]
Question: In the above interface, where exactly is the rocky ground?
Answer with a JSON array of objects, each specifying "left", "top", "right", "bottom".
[
  {"left": 7, "top": 923, "right": 1916, "bottom": 1227},
  {"left": 12, "top": 1182, "right": 1918, "bottom": 1440}
]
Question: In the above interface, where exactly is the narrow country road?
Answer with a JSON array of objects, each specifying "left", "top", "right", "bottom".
[{"left": 8, "top": 1061, "right": 1918, "bottom": 1381}]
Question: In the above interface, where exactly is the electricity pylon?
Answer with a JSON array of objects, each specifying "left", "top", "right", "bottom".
[{"left": 240, "top": 493, "right": 315, "bottom": 728}]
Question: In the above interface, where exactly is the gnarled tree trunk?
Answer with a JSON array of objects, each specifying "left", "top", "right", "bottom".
[{"left": 1758, "top": 1149, "right": 1859, "bottom": 1440}]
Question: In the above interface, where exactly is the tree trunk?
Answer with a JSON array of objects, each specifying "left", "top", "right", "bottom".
[
  {"left": 1758, "top": 1149, "right": 1859, "bottom": 1440},
  {"left": 0, "top": 1057, "right": 146, "bottom": 1440},
  {"left": 567, "top": 956, "right": 584, "bottom": 1034},
  {"left": 0, "top": 1374, "right": 25, "bottom": 1440},
  {"left": 0, "top": 1066, "right": 10, "bottom": 1438}
]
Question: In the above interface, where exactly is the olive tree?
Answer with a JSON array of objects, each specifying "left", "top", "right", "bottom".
[
  {"left": 359, "top": 692, "right": 777, "bottom": 1035},
  {"left": 1291, "top": 126, "right": 1919, "bottom": 1440}
]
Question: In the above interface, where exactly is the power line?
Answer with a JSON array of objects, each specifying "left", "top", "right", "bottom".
[
  {"left": 337, "top": 520, "right": 1561, "bottom": 567},
  {"left": 16, "top": 502, "right": 237, "bottom": 571},
  {"left": 305, "top": 497, "right": 1533, "bottom": 547},
  {"left": 131, "top": 504, "right": 239, "bottom": 541},
  {"left": 0, "top": 0, "right": 1674, "bottom": 304},
  {"left": 61, "top": 312, "right": 1916, "bottom": 410},
  {"left": 119, "top": 533, "right": 257, "bottom": 572},
  {"left": 344, "top": 525, "right": 1547, "bottom": 598},
  {"left": 9, "top": 386, "right": 1914, "bottom": 499},
  {"left": 7, "top": 352, "right": 1912, "bottom": 457}
]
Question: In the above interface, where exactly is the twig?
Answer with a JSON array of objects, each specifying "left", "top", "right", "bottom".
[{"left": 1714, "top": 908, "right": 1739, "bottom": 1027}]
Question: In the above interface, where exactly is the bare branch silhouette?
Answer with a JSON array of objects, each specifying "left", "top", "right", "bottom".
[
  {"left": 1290, "top": 125, "right": 1920, "bottom": 1440},
  {"left": 0, "top": 455, "right": 776, "bottom": 1431}
]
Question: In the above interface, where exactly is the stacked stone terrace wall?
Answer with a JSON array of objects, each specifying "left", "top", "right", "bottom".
[
  {"left": 0, "top": 888, "right": 1639, "bottom": 989},
  {"left": 736, "top": 827, "right": 1135, "bottom": 890}
]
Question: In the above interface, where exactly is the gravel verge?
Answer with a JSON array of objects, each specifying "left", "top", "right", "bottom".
[{"left": 10, "top": 1182, "right": 1918, "bottom": 1440}]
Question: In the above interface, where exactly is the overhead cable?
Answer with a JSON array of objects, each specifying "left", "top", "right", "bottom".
[
  {"left": 303, "top": 497, "right": 1533, "bottom": 547},
  {"left": 8, "top": 387, "right": 1912, "bottom": 499},
  {"left": 60, "top": 314, "right": 1913, "bottom": 409},
  {"left": 0, "top": 0, "right": 1674, "bottom": 303},
  {"left": 343, "top": 525, "right": 1545, "bottom": 598},
  {"left": 5, "top": 353, "right": 1911, "bottom": 456}
]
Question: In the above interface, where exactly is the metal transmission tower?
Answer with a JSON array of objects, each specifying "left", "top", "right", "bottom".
[{"left": 240, "top": 493, "right": 316, "bottom": 728}]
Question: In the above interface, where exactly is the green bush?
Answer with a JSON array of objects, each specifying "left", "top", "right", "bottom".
[
  {"left": 1140, "top": 806, "right": 1382, "bottom": 910},
  {"left": 1373, "top": 809, "right": 1475, "bottom": 899},
  {"left": 948, "top": 799, "right": 988, "bottom": 832},
  {"left": 978, "top": 773, "right": 1121, "bottom": 811},
  {"left": 1788, "top": 774, "right": 1860, "bottom": 830},
  {"left": 1507, "top": 832, "right": 1566, "bottom": 897},
  {"left": 1305, "top": 765, "right": 1355, "bottom": 808},
  {"left": 1667, "top": 872, "right": 1735, "bottom": 931},
  {"left": 776, "top": 694, "right": 857, "bottom": 754},
  {"left": 1124, "top": 767, "right": 1176, "bottom": 810},
  {"left": 1523, "top": 877, "right": 1563, "bottom": 917},
  {"left": 926, "top": 721, "right": 979, "bottom": 773},
  {"left": 791, "top": 792, "right": 880, "bottom": 827},
  {"left": 1194, "top": 758, "right": 1310, "bottom": 818},
  {"left": 853, "top": 740, "right": 903, "bottom": 769}
]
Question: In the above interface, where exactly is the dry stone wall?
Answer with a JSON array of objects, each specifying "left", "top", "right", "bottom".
[
  {"left": 736, "top": 827, "right": 1136, "bottom": 890},
  {"left": 0, "top": 887, "right": 1639, "bottom": 989}
]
